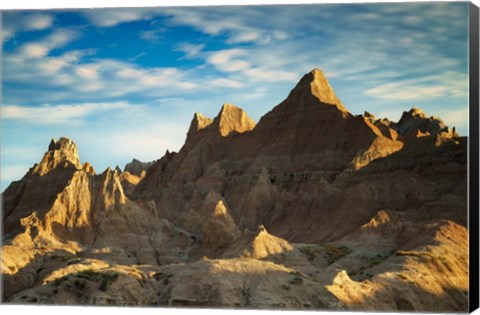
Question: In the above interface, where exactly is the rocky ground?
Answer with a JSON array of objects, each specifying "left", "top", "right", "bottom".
[{"left": 1, "top": 69, "right": 468, "bottom": 311}]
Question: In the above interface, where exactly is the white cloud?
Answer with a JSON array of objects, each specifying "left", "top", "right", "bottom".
[
  {"left": 365, "top": 71, "right": 468, "bottom": 102},
  {"left": 207, "top": 49, "right": 251, "bottom": 72},
  {"left": 210, "top": 78, "right": 245, "bottom": 89},
  {"left": 139, "top": 29, "right": 164, "bottom": 43},
  {"left": 435, "top": 107, "right": 469, "bottom": 129},
  {"left": 2, "top": 12, "right": 54, "bottom": 41},
  {"left": 0, "top": 165, "right": 30, "bottom": 183},
  {"left": 21, "top": 44, "right": 50, "bottom": 58},
  {"left": 243, "top": 67, "right": 297, "bottom": 82},
  {"left": 161, "top": 7, "right": 290, "bottom": 44},
  {"left": 81, "top": 8, "right": 154, "bottom": 27},
  {"left": 18, "top": 29, "right": 79, "bottom": 58},
  {"left": 75, "top": 65, "right": 100, "bottom": 80},
  {"left": 365, "top": 83, "right": 449, "bottom": 101},
  {"left": 176, "top": 43, "right": 205, "bottom": 59},
  {"left": 2, "top": 102, "right": 131, "bottom": 125},
  {"left": 206, "top": 48, "right": 298, "bottom": 83},
  {"left": 3, "top": 33, "right": 200, "bottom": 102}
]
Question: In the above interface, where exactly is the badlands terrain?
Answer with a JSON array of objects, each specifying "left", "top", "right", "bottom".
[{"left": 1, "top": 69, "right": 469, "bottom": 311}]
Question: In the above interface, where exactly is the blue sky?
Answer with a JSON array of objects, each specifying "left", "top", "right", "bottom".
[{"left": 1, "top": 2, "right": 470, "bottom": 190}]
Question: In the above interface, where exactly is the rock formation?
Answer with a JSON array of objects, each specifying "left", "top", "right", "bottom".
[
  {"left": 124, "top": 158, "right": 154, "bottom": 177},
  {"left": 1, "top": 69, "right": 469, "bottom": 312}
]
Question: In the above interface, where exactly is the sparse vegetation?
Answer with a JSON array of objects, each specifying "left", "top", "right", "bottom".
[
  {"left": 242, "top": 286, "right": 251, "bottom": 306},
  {"left": 348, "top": 254, "right": 390, "bottom": 278},
  {"left": 281, "top": 284, "right": 291, "bottom": 291},
  {"left": 153, "top": 272, "right": 164, "bottom": 281},
  {"left": 77, "top": 269, "right": 98, "bottom": 280},
  {"left": 299, "top": 246, "right": 316, "bottom": 261},
  {"left": 288, "top": 271, "right": 303, "bottom": 285},
  {"left": 289, "top": 276, "right": 303, "bottom": 285},
  {"left": 74, "top": 279, "right": 88, "bottom": 291},
  {"left": 66, "top": 257, "right": 81, "bottom": 265},
  {"left": 75, "top": 269, "right": 120, "bottom": 292},
  {"left": 99, "top": 272, "right": 120, "bottom": 291},
  {"left": 323, "top": 244, "right": 351, "bottom": 264},
  {"left": 162, "top": 274, "right": 174, "bottom": 285}
]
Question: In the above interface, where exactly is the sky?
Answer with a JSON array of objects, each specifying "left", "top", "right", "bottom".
[{"left": 0, "top": 1, "right": 471, "bottom": 190}]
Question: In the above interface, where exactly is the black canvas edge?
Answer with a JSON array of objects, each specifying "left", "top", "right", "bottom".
[{"left": 469, "top": 1, "right": 480, "bottom": 313}]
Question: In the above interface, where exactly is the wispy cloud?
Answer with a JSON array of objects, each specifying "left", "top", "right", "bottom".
[
  {"left": 206, "top": 48, "right": 297, "bottom": 82},
  {"left": 160, "top": 6, "right": 291, "bottom": 44},
  {"left": 435, "top": 107, "right": 469, "bottom": 130},
  {"left": 176, "top": 43, "right": 205, "bottom": 59},
  {"left": 2, "top": 12, "right": 54, "bottom": 41},
  {"left": 80, "top": 8, "right": 154, "bottom": 27},
  {"left": 3, "top": 31, "right": 201, "bottom": 103},
  {"left": 18, "top": 29, "right": 79, "bottom": 58},
  {"left": 364, "top": 71, "right": 468, "bottom": 101},
  {"left": 1, "top": 165, "right": 30, "bottom": 184},
  {"left": 139, "top": 28, "right": 165, "bottom": 43},
  {"left": 210, "top": 78, "right": 245, "bottom": 89},
  {"left": 2, "top": 102, "right": 131, "bottom": 125},
  {"left": 207, "top": 49, "right": 251, "bottom": 72}
]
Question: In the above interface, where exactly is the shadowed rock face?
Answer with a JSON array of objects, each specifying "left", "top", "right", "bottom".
[
  {"left": 1, "top": 69, "right": 468, "bottom": 311},
  {"left": 123, "top": 158, "right": 155, "bottom": 177}
]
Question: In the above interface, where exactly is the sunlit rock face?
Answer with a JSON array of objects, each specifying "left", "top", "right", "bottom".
[{"left": 1, "top": 69, "right": 468, "bottom": 312}]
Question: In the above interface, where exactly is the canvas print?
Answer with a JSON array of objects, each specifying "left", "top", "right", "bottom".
[{"left": 1, "top": 2, "right": 478, "bottom": 312}]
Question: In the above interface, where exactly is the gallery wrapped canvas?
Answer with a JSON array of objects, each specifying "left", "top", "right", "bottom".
[{"left": 1, "top": 1, "right": 479, "bottom": 313}]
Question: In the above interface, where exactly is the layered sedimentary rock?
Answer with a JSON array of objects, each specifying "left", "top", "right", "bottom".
[{"left": 1, "top": 69, "right": 468, "bottom": 311}]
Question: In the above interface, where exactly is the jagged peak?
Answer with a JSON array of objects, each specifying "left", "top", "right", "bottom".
[
  {"left": 255, "top": 224, "right": 268, "bottom": 235},
  {"left": 124, "top": 158, "right": 154, "bottom": 176},
  {"left": 407, "top": 107, "right": 426, "bottom": 118},
  {"left": 187, "top": 112, "right": 214, "bottom": 134},
  {"left": 223, "top": 224, "right": 293, "bottom": 259},
  {"left": 291, "top": 68, "right": 348, "bottom": 113},
  {"left": 213, "top": 200, "right": 228, "bottom": 216},
  {"left": 212, "top": 103, "right": 256, "bottom": 137},
  {"left": 364, "top": 111, "right": 377, "bottom": 121},
  {"left": 82, "top": 162, "right": 95, "bottom": 175},
  {"left": 395, "top": 107, "right": 450, "bottom": 137},
  {"left": 31, "top": 137, "right": 81, "bottom": 176},
  {"left": 396, "top": 107, "right": 428, "bottom": 123}
]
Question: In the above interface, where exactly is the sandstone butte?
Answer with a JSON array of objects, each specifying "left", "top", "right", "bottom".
[{"left": 1, "top": 68, "right": 468, "bottom": 311}]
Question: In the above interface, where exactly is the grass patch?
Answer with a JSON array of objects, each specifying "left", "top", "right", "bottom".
[{"left": 281, "top": 284, "right": 291, "bottom": 290}]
